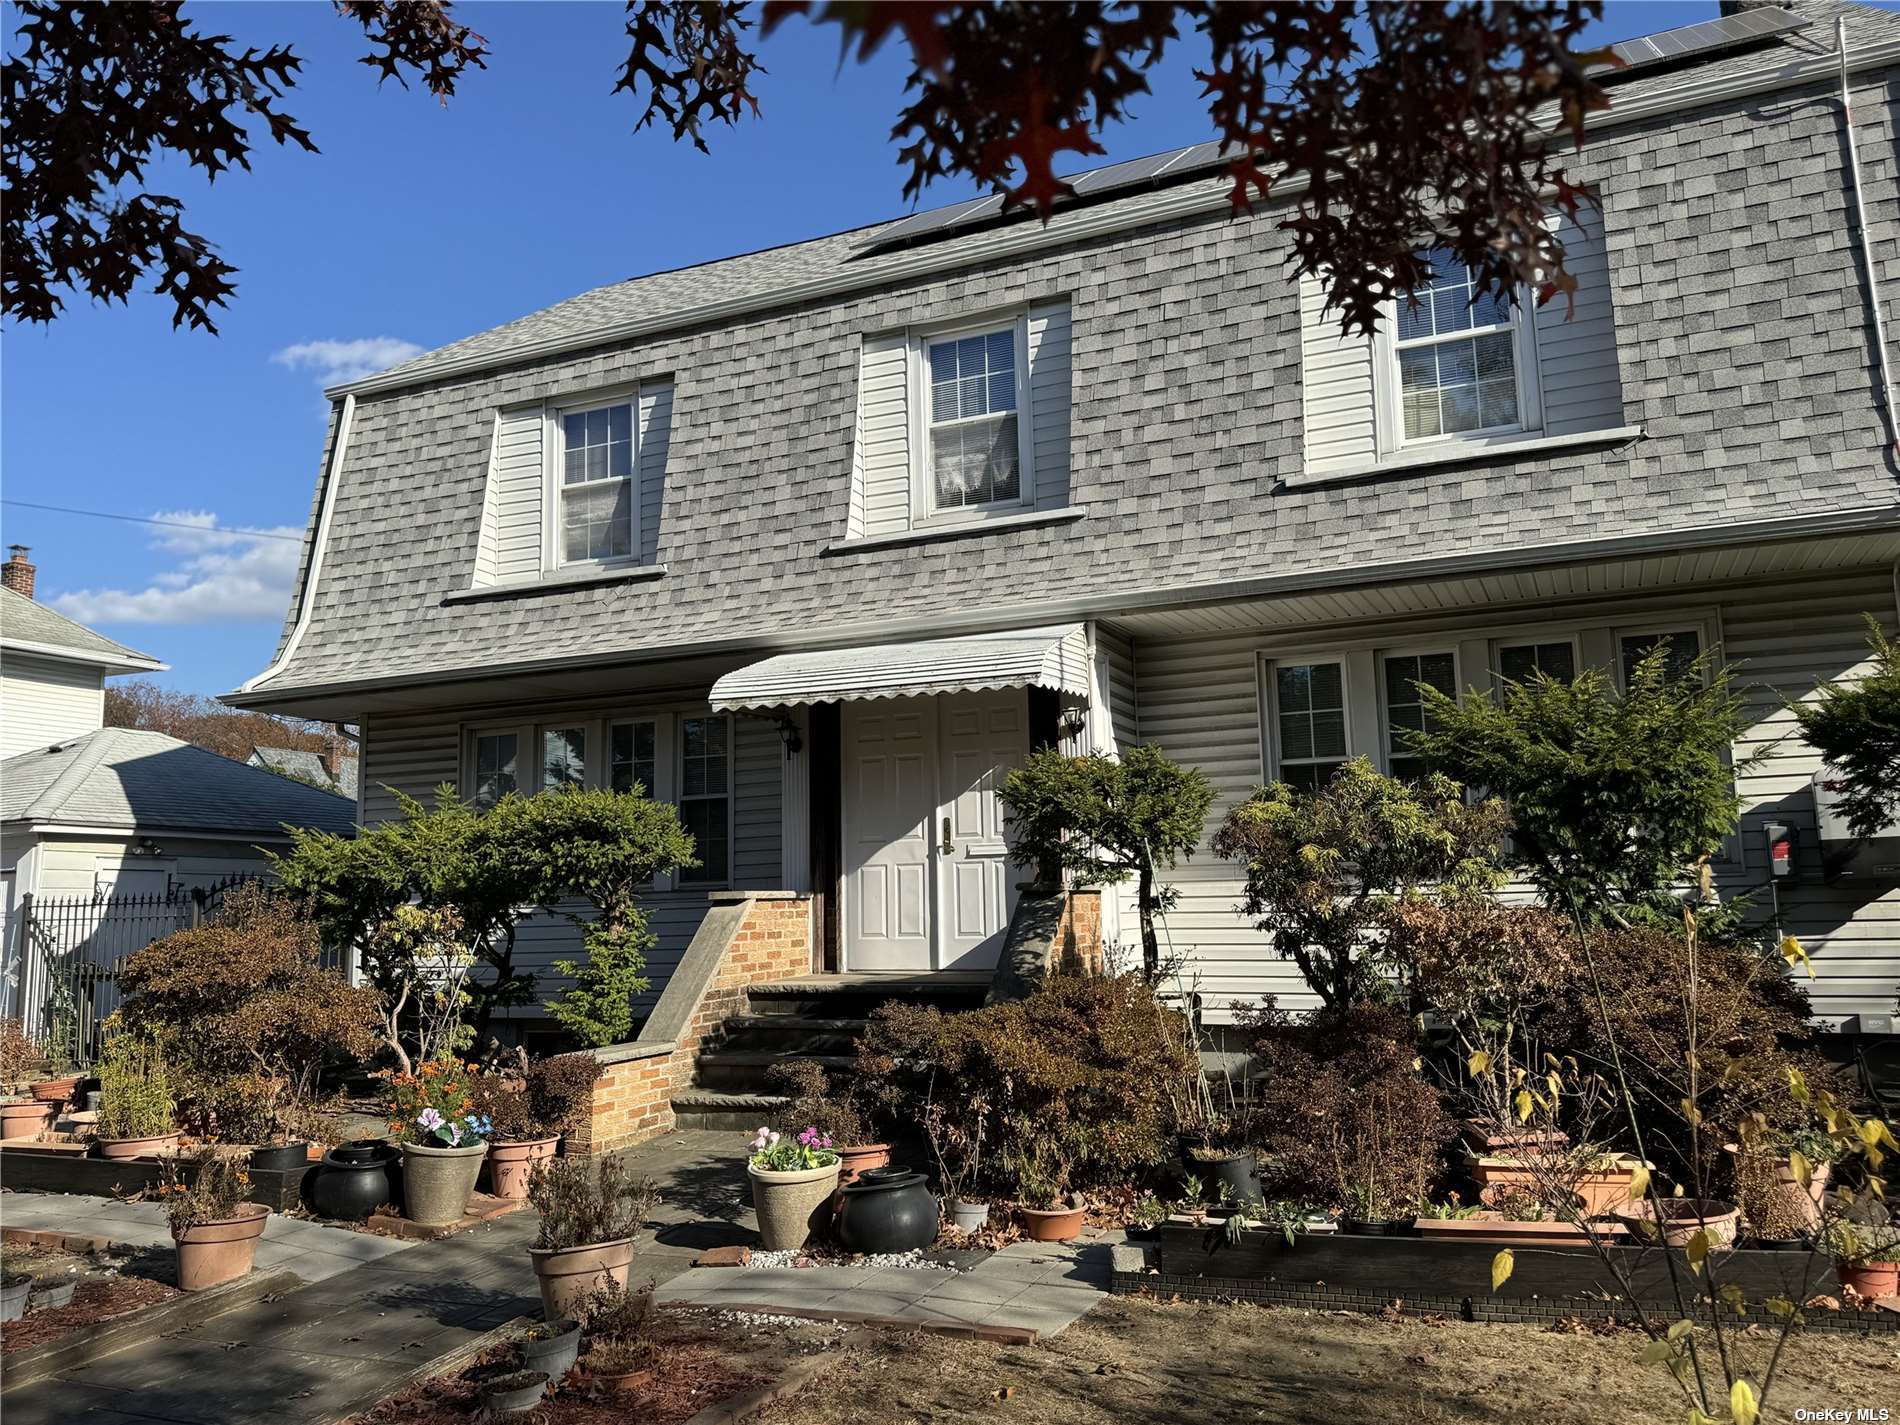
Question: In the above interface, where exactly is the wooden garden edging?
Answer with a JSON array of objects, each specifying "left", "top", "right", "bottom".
[{"left": 0, "top": 1141, "right": 308, "bottom": 1210}]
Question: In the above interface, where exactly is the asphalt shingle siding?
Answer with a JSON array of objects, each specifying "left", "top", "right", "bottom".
[{"left": 253, "top": 9, "right": 1900, "bottom": 697}]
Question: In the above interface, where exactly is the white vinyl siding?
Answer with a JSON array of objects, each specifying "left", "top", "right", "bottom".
[
  {"left": 1297, "top": 272, "right": 1380, "bottom": 475},
  {"left": 1534, "top": 206, "right": 1624, "bottom": 436},
  {"left": 469, "top": 381, "right": 672, "bottom": 589},
  {"left": 1125, "top": 568, "right": 1900, "bottom": 1027},
  {"left": 846, "top": 300, "right": 1072, "bottom": 540},
  {"left": 0, "top": 654, "right": 105, "bottom": 759}
]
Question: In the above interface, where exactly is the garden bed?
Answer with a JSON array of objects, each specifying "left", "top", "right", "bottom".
[
  {"left": 0, "top": 1139, "right": 309, "bottom": 1209},
  {"left": 1141, "top": 1216, "right": 1893, "bottom": 1332}
]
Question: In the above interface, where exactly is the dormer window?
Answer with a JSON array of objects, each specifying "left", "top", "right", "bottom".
[
  {"left": 1386, "top": 251, "right": 1539, "bottom": 447},
  {"left": 926, "top": 326, "right": 1025, "bottom": 515},
  {"left": 557, "top": 399, "right": 635, "bottom": 565}
]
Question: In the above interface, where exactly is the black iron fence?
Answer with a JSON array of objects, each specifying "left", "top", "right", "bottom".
[{"left": 7, "top": 876, "right": 259, "bottom": 1067}]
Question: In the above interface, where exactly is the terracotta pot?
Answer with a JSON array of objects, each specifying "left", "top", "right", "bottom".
[
  {"left": 30, "top": 1076, "right": 79, "bottom": 1107},
  {"left": 1460, "top": 1120, "right": 1569, "bottom": 1154},
  {"left": 528, "top": 1237, "right": 634, "bottom": 1320},
  {"left": 0, "top": 1099, "right": 55, "bottom": 1141},
  {"left": 400, "top": 1140, "right": 488, "bottom": 1225},
  {"left": 1411, "top": 1213, "right": 1630, "bottom": 1247},
  {"left": 95, "top": 1131, "right": 181, "bottom": 1160},
  {"left": 594, "top": 1366, "right": 655, "bottom": 1394},
  {"left": 1471, "top": 1152, "right": 1646, "bottom": 1218},
  {"left": 1837, "top": 1259, "right": 1900, "bottom": 1298},
  {"left": 1019, "top": 1200, "right": 1085, "bottom": 1242},
  {"left": 487, "top": 1136, "right": 559, "bottom": 1201},
  {"left": 835, "top": 1142, "right": 891, "bottom": 1185},
  {"left": 1618, "top": 1198, "right": 1740, "bottom": 1249},
  {"left": 173, "top": 1204, "right": 270, "bottom": 1291},
  {"left": 748, "top": 1160, "right": 841, "bottom": 1251}
]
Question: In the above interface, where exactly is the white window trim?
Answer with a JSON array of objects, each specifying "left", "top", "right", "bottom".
[
  {"left": 1257, "top": 652, "right": 1355, "bottom": 785},
  {"left": 467, "top": 723, "right": 529, "bottom": 808},
  {"left": 1489, "top": 633, "right": 1584, "bottom": 688},
  {"left": 1377, "top": 645, "right": 1461, "bottom": 774},
  {"left": 675, "top": 712, "right": 736, "bottom": 889},
  {"left": 1371, "top": 268, "right": 1543, "bottom": 457},
  {"left": 545, "top": 384, "right": 642, "bottom": 574},
  {"left": 909, "top": 312, "right": 1036, "bottom": 528}
]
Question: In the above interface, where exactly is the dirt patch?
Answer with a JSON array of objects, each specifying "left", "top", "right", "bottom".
[
  {"left": 765, "top": 1295, "right": 1900, "bottom": 1425},
  {"left": 1, "top": 1241, "right": 180, "bottom": 1355}
]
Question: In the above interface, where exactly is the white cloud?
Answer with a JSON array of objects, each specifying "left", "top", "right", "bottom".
[
  {"left": 272, "top": 336, "right": 424, "bottom": 389},
  {"left": 47, "top": 511, "right": 305, "bottom": 626}
]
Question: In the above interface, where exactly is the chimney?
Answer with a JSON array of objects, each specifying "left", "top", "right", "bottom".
[
  {"left": 323, "top": 726, "right": 344, "bottom": 780},
  {"left": 2, "top": 546, "right": 35, "bottom": 599}
]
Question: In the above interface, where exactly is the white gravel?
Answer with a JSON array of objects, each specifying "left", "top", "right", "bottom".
[{"left": 742, "top": 1247, "right": 964, "bottom": 1273}]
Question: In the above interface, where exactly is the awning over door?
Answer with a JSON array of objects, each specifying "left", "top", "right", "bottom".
[{"left": 709, "top": 625, "right": 1090, "bottom": 712}]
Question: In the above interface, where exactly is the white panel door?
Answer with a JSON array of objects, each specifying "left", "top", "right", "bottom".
[
  {"left": 841, "top": 699, "right": 937, "bottom": 971},
  {"left": 936, "top": 691, "right": 1027, "bottom": 970}
]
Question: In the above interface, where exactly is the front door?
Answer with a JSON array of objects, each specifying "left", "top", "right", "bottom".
[{"left": 841, "top": 691, "right": 1028, "bottom": 971}]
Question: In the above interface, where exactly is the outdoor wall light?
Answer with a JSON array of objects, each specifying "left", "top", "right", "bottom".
[{"left": 775, "top": 716, "right": 803, "bottom": 755}]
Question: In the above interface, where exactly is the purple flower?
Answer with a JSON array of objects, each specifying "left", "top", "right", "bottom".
[
  {"left": 447, "top": 1121, "right": 462, "bottom": 1147},
  {"left": 416, "top": 1107, "right": 444, "bottom": 1132}
]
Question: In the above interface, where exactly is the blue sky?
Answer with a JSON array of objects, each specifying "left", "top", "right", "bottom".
[{"left": 1, "top": 0, "right": 1717, "bottom": 697}]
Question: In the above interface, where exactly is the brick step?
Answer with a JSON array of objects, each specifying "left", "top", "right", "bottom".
[{"left": 670, "top": 1090, "right": 788, "bottom": 1132}]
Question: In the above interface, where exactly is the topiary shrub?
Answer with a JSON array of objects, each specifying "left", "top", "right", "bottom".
[{"left": 854, "top": 973, "right": 1197, "bottom": 1200}]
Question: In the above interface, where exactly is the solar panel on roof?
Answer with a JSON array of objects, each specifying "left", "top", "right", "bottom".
[{"left": 1599, "top": 5, "right": 1805, "bottom": 76}]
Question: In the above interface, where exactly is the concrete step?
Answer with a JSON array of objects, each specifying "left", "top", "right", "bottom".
[
  {"left": 693, "top": 1050, "right": 856, "bottom": 1093},
  {"left": 713, "top": 1015, "right": 867, "bottom": 1059},
  {"left": 670, "top": 1089, "right": 788, "bottom": 1132},
  {"left": 742, "top": 973, "right": 991, "bottom": 1021}
]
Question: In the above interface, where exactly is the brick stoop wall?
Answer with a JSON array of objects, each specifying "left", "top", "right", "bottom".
[
  {"left": 1051, "top": 888, "right": 1103, "bottom": 975},
  {"left": 568, "top": 891, "right": 813, "bottom": 1155}
]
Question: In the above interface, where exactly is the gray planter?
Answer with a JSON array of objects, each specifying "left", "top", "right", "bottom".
[
  {"left": 949, "top": 1199, "right": 990, "bottom": 1233},
  {"left": 28, "top": 1280, "right": 75, "bottom": 1310},
  {"left": 520, "top": 1319, "right": 580, "bottom": 1379},
  {"left": 0, "top": 1276, "right": 29, "bottom": 1322},
  {"left": 400, "top": 1141, "right": 488, "bottom": 1226},
  {"left": 481, "top": 1370, "right": 548, "bottom": 1416}
]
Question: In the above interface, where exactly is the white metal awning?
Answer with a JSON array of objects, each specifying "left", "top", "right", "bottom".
[{"left": 708, "top": 625, "right": 1091, "bottom": 712}]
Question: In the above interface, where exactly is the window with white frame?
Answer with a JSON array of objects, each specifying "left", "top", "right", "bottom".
[
  {"left": 1619, "top": 628, "right": 1702, "bottom": 688},
  {"left": 1391, "top": 251, "right": 1534, "bottom": 444},
  {"left": 557, "top": 400, "right": 634, "bottom": 565},
  {"left": 541, "top": 725, "right": 588, "bottom": 790},
  {"left": 1381, "top": 650, "right": 1456, "bottom": 783},
  {"left": 926, "top": 326, "right": 1023, "bottom": 515},
  {"left": 1496, "top": 639, "right": 1577, "bottom": 685},
  {"left": 1269, "top": 659, "right": 1350, "bottom": 791},
  {"left": 472, "top": 731, "right": 520, "bottom": 808},
  {"left": 676, "top": 715, "right": 731, "bottom": 885},
  {"left": 610, "top": 719, "right": 658, "bottom": 797}
]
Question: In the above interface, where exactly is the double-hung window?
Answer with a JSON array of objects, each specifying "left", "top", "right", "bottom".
[
  {"left": 541, "top": 725, "right": 588, "bottom": 790},
  {"left": 472, "top": 731, "right": 520, "bottom": 809},
  {"left": 1268, "top": 658, "right": 1350, "bottom": 791},
  {"left": 1381, "top": 651, "right": 1457, "bottom": 783},
  {"left": 1389, "top": 251, "right": 1537, "bottom": 446},
  {"left": 925, "top": 326, "right": 1025, "bottom": 516},
  {"left": 676, "top": 716, "right": 731, "bottom": 886},
  {"left": 610, "top": 719, "right": 658, "bottom": 796},
  {"left": 557, "top": 399, "right": 635, "bottom": 565},
  {"left": 1496, "top": 639, "right": 1578, "bottom": 685},
  {"left": 1619, "top": 629, "right": 1702, "bottom": 688}
]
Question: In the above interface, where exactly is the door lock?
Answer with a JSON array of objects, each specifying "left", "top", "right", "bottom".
[{"left": 940, "top": 817, "right": 954, "bottom": 854}]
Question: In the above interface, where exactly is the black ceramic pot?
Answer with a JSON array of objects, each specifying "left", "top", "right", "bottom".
[
  {"left": 1752, "top": 1236, "right": 1806, "bottom": 1252},
  {"left": 249, "top": 1142, "right": 310, "bottom": 1174},
  {"left": 835, "top": 1167, "right": 939, "bottom": 1255},
  {"left": 1196, "top": 1152, "right": 1263, "bottom": 1208},
  {"left": 1341, "top": 1217, "right": 1407, "bottom": 1237},
  {"left": 309, "top": 1139, "right": 396, "bottom": 1221}
]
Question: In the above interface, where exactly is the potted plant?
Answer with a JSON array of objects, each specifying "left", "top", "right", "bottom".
[
  {"left": 1618, "top": 1197, "right": 1741, "bottom": 1250},
  {"left": 1013, "top": 1146, "right": 1084, "bottom": 1243},
  {"left": 766, "top": 1059, "right": 888, "bottom": 1184},
  {"left": 923, "top": 1093, "right": 988, "bottom": 1233},
  {"left": 385, "top": 1060, "right": 492, "bottom": 1225},
  {"left": 1727, "top": 1131, "right": 1835, "bottom": 1238},
  {"left": 29, "top": 1018, "right": 79, "bottom": 1107},
  {"left": 160, "top": 1150, "right": 270, "bottom": 1291},
  {"left": 0, "top": 1019, "right": 46, "bottom": 1096},
  {"left": 93, "top": 1036, "right": 179, "bottom": 1159},
  {"left": 1414, "top": 1187, "right": 1631, "bottom": 1246},
  {"left": 0, "top": 1096, "right": 55, "bottom": 1141},
  {"left": 1179, "top": 1070, "right": 1264, "bottom": 1208},
  {"left": 746, "top": 1124, "right": 842, "bottom": 1251},
  {"left": 519, "top": 1317, "right": 582, "bottom": 1380},
  {"left": 526, "top": 1154, "right": 660, "bottom": 1319},
  {"left": 576, "top": 1284, "right": 659, "bottom": 1393},
  {"left": 1824, "top": 1219, "right": 1900, "bottom": 1299},
  {"left": 474, "top": 1070, "right": 558, "bottom": 1202},
  {"left": 0, "top": 1266, "right": 30, "bottom": 1322}
]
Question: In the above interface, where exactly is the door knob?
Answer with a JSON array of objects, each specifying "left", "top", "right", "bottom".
[{"left": 940, "top": 817, "right": 954, "bottom": 854}]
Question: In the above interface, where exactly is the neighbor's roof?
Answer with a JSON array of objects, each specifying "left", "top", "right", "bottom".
[
  {"left": 2, "top": 727, "right": 357, "bottom": 837},
  {"left": 0, "top": 586, "right": 164, "bottom": 672},
  {"left": 337, "top": 1, "right": 1897, "bottom": 400},
  {"left": 248, "top": 744, "right": 360, "bottom": 800}
]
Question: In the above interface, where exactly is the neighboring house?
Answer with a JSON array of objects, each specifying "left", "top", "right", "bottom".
[
  {"left": 231, "top": 1, "right": 1900, "bottom": 1034},
  {"left": 0, "top": 548, "right": 166, "bottom": 759},
  {"left": 248, "top": 742, "right": 361, "bottom": 802}
]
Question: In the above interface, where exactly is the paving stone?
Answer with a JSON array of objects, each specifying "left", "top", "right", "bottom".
[{"left": 694, "top": 1245, "right": 752, "bottom": 1267}]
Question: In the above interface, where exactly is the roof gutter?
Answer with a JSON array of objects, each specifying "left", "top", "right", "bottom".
[
  {"left": 323, "top": 35, "right": 1900, "bottom": 405},
  {"left": 224, "top": 503, "right": 1900, "bottom": 710},
  {"left": 1837, "top": 17, "right": 1900, "bottom": 464},
  {"left": 0, "top": 638, "right": 166, "bottom": 673}
]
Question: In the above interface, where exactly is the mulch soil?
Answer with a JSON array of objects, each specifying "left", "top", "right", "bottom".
[
  {"left": 346, "top": 1318, "right": 791, "bottom": 1425},
  {"left": 0, "top": 1242, "right": 179, "bottom": 1355}
]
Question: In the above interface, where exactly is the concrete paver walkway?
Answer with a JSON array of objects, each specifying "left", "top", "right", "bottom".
[{"left": 655, "top": 1233, "right": 1118, "bottom": 1339}]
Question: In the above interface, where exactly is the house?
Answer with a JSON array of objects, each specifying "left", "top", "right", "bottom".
[
  {"left": 0, "top": 548, "right": 165, "bottom": 759},
  {"left": 229, "top": 0, "right": 1900, "bottom": 1063},
  {"left": 247, "top": 741, "right": 360, "bottom": 801}
]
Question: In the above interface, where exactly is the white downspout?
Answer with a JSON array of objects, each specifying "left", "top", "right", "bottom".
[
  {"left": 238, "top": 394, "right": 356, "bottom": 694},
  {"left": 1839, "top": 17, "right": 1900, "bottom": 463}
]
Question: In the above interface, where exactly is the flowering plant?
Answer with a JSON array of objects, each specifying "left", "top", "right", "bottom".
[
  {"left": 383, "top": 1060, "right": 493, "bottom": 1148},
  {"left": 748, "top": 1124, "right": 840, "bottom": 1172}
]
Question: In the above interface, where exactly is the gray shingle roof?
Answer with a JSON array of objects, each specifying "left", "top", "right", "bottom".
[
  {"left": 0, "top": 587, "right": 161, "bottom": 669},
  {"left": 2, "top": 728, "right": 357, "bottom": 836},
  {"left": 247, "top": 745, "right": 360, "bottom": 800}
]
